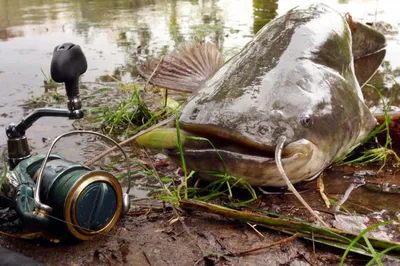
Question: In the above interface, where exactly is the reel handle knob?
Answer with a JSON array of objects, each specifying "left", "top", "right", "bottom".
[{"left": 50, "top": 43, "right": 87, "bottom": 111}]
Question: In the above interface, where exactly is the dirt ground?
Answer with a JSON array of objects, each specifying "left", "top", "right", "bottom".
[
  {"left": 0, "top": 205, "right": 364, "bottom": 266},
  {"left": 1, "top": 163, "right": 400, "bottom": 266}
]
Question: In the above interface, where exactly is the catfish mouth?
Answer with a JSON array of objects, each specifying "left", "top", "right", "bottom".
[
  {"left": 165, "top": 128, "right": 314, "bottom": 165},
  {"left": 167, "top": 127, "right": 312, "bottom": 158},
  {"left": 178, "top": 124, "right": 283, "bottom": 155},
  {"left": 164, "top": 128, "right": 322, "bottom": 187},
  {"left": 166, "top": 130, "right": 277, "bottom": 157}
]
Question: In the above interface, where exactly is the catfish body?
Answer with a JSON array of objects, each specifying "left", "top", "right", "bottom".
[{"left": 138, "top": 4, "right": 386, "bottom": 187}]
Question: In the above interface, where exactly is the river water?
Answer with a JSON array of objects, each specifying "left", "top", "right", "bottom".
[{"left": 0, "top": 0, "right": 399, "bottom": 152}]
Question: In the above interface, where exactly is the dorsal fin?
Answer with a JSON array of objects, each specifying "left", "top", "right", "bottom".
[
  {"left": 138, "top": 42, "right": 224, "bottom": 93},
  {"left": 346, "top": 13, "right": 387, "bottom": 87}
]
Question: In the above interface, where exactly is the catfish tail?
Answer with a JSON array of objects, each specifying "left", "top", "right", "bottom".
[{"left": 346, "top": 13, "right": 387, "bottom": 87}]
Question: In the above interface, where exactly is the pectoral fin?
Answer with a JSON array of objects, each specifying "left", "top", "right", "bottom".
[{"left": 138, "top": 42, "right": 224, "bottom": 93}]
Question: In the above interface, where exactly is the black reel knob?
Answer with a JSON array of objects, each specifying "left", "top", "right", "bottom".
[{"left": 50, "top": 43, "right": 87, "bottom": 98}]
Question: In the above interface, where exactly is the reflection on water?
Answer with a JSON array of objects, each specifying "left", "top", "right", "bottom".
[
  {"left": 0, "top": 0, "right": 400, "bottom": 147},
  {"left": 253, "top": 0, "right": 278, "bottom": 34}
]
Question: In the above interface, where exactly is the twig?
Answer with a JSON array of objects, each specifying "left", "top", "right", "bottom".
[
  {"left": 143, "top": 250, "right": 153, "bottom": 266},
  {"left": 85, "top": 116, "right": 174, "bottom": 166},
  {"left": 144, "top": 56, "right": 165, "bottom": 91},
  {"left": 232, "top": 233, "right": 299, "bottom": 257},
  {"left": 317, "top": 173, "right": 331, "bottom": 208},
  {"left": 179, "top": 200, "right": 361, "bottom": 252},
  {"left": 142, "top": 148, "right": 174, "bottom": 197},
  {"left": 246, "top": 223, "right": 265, "bottom": 238}
]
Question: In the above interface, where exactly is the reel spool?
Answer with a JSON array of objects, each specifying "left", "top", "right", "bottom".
[{"left": 11, "top": 131, "right": 131, "bottom": 241}]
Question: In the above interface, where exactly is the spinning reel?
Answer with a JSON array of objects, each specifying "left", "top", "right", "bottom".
[{"left": 0, "top": 43, "right": 131, "bottom": 241}]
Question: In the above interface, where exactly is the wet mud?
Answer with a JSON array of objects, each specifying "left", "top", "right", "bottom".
[
  {"left": 1, "top": 161, "right": 400, "bottom": 265},
  {"left": 0, "top": 206, "right": 344, "bottom": 266}
]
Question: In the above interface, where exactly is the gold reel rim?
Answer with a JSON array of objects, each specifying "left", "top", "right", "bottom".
[{"left": 64, "top": 170, "right": 123, "bottom": 240}]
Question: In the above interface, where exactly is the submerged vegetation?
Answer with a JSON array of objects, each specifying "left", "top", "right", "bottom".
[{"left": 25, "top": 69, "right": 63, "bottom": 107}]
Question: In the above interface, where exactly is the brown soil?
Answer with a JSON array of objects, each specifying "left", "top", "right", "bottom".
[{"left": 0, "top": 205, "right": 356, "bottom": 266}]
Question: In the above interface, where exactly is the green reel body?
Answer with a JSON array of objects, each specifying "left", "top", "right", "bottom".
[{"left": 8, "top": 154, "right": 123, "bottom": 240}]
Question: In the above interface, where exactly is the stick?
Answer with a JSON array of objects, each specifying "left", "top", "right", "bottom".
[
  {"left": 317, "top": 173, "right": 331, "bottom": 208},
  {"left": 247, "top": 222, "right": 265, "bottom": 238},
  {"left": 232, "top": 233, "right": 299, "bottom": 257},
  {"left": 85, "top": 116, "right": 174, "bottom": 166},
  {"left": 144, "top": 56, "right": 165, "bottom": 91}
]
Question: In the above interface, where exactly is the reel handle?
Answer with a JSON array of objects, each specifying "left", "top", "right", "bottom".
[
  {"left": 50, "top": 43, "right": 87, "bottom": 111},
  {"left": 6, "top": 43, "right": 87, "bottom": 166}
]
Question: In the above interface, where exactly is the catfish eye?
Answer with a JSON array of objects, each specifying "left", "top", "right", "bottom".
[{"left": 300, "top": 115, "right": 312, "bottom": 127}]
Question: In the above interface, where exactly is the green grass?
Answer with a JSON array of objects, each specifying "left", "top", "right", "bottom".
[
  {"left": 142, "top": 113, "right": 257, "bottom": 207},
  {"left": 336, "top": 83, "right": 400, "bottom": 168},
  {"left": 100, "top": 87, "right": 153, "bottom": 135},
  {"left": 333, "top": 202, "right": 387, "bottom": 265},
  {"left": 41, "top": 68, "right": 58, "bottom": 92},
  {"left": 26, "top": 92, "right": 63, "bottom": 108},
  {"left": 23, "top": 69, "right": 63, "bottom": 107},
  {"left": 88, "top": 82, "right": 180, "bottom": 136},
  {"left": 339, "top": 221, "right": 390, "bottom": 266}
]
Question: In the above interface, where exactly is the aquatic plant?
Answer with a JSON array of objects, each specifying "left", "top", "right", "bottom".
[{"left": 25, "top": 92, "right": 63, "bottom": 108}]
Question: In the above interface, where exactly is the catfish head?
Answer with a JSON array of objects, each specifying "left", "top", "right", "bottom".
[{"left": 138, "top": 4, "right": 386, "bottom": 187}]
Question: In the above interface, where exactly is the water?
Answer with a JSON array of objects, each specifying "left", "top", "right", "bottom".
[{"left": 0, "top": 0, "right": 399, "bottom": 151}]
